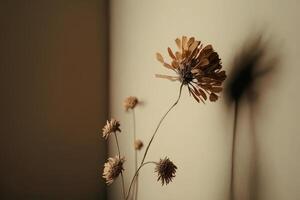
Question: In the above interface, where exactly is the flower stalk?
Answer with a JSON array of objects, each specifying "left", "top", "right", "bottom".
[
  {"left": 140, "top": 83, "right": 183, "bottom": 165},
  {"left": 114, "top": 132, "right": 126, "bottom": 200},
  {"left": 126, "top": 161, "right": 157, "bottom": 200},
  {"left": 132, "top": 110, "right": 139, "bottom": 200}
]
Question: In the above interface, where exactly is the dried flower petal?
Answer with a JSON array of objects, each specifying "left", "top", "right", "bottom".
[
  {"left": 167, "top": 47, "right": 176, "bottom": 59},
  {"left": 155, "top": 157, "right": 177, "bottom": 185},
  {"left": 156, "top": 53, "right": 164, "bottom": 63},
  {"left": 175, "top": 38, "right": 181, "bottom": 49},
  {"left": 102, "top": 118, "right": 121, "bottom": 139},
  {"left": 209, "top": 93, "right": 218, "bottom": 102},
  {"left": 102, "top": 155, "right": 125, "bottom": 185},
  {"left": 155, "top": 74, "right": 179, "bottom": 81}
]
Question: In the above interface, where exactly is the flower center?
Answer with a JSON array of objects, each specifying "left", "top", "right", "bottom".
[{"left": 181, "top": 71, "right": 194, "bottom": 85}]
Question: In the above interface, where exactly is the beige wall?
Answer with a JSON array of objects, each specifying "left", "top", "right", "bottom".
[
  {"left": 0, "top": 1, "right": 108, "bottom": 199},
  {"left": 109, "top": 0, "right": 300, "bottom": 200}
]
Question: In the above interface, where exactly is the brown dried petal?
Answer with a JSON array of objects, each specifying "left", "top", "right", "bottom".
[
  {"left": 175, "top": 52, "right": 182, "bottom": 60},
  {"left": 156, "top": 53, "right": 164, "bottom": 63},
  {"left": 201, "top": 58, "right": 210, "bottom": 66},
  {"left": 210, "top": 87, "right": 223, "bottom": 93},
  {"left": 163, "top": 63, "right": 173, "bottom": 69},
  {"left": 187, "top": 37, "right": 195, "bottom": 47},
  {"left": 209, "top": 93, "right": 218, "bottom": 102},
  {"left": 155, "top": 74, "right": 179, "bottom": 81},
  {"left": 199, "top": 88, "right": 207, "bottom": 100},
  {"left": 182, "top": 36, "right": 188, "bottom": 51},
  {"left": 191, "top": 90, "right": 200, "bottom": 103},
  {"left": 175, "top": 38, "right": 181, "bottom": 49},
  {"left": 171, "top": 60, "right": 179, "bottom": 68},
  {"left": 188, "top": 40, "right": 199, "bottom": 53},
  {"left": 167, "top": 47, "right": 176, "bottom": 59}
]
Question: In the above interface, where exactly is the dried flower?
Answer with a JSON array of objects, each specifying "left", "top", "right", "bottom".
[
  {"left": 124, "top": 96, "right": 139, "bottom": 111},
  {"left": 102, "top": 118, "right": 121, "bottom": 139},
  {"left": 134, "top": 139, "right": 144, "bottom": 150},
  {"left": 102, "top": 155, "right": 125, "bottom": 185},
  {"left": 155, "top": 157, "right": 177, "bottom": 185},
  {"left": 156, "top": 36, "right": 226, "bottom": 103}
]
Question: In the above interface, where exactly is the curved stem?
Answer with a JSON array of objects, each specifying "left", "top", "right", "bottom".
[
  {"left": 140, "top": 84, "right": 184, "bottom": 165},
  {"left": 125, "top": 161, "right": 157, "bottom": 200},
  {"left": 230, "top": 101, "right": 239, "bottom": 200},
  {"left": 114, "top": 132, "right": 126, "bottom": 200}
]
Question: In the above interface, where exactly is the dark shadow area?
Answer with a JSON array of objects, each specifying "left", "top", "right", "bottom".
[
  {"left": 0, "top": 0, "right": 109, "bottom": 199},
  {"left": 225, "top": 32, "right": 280, "bottom": 200}
]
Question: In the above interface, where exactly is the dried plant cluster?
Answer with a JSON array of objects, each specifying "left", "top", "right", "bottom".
[{"left": 100, "top": 36, "right": 226, "bottom": 200}]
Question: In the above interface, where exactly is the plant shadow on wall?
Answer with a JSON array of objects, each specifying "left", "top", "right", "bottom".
[
  {"left": 99, "top": 34, "right": 280, "bottom": 200},
  {"left": 225, "top": 33, "right": 280, "bottom": 200}
]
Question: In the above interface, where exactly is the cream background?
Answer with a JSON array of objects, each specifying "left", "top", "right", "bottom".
[{"left": 109, "top": 0, "right": 300, "bottom": 200}]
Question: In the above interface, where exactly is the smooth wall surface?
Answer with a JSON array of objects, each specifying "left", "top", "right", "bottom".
[
  {"left": 109, "top": 0, "right": 300, "bottom": 200},
  {"left": 0, "top": 1, "right": 108, "bottom": 199}
]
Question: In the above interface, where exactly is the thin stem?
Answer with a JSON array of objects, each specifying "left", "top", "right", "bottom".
[
  {"left": 140, "top": 84, "right": 184, "bottom": 165},
  {"left": 230, "top": 101, "right": 239, "bottom": 200},
  {"left": 120, "top": 172, "right": 126, "bottom": 200},
  {"left": 114, "top": 132, "right": 126, "bottom": 200},
  {"left": 125, "top": 161, "right": 157, "bottom": 200},
  {"left": 114, "top": 132, "right": 121, "bottom": 156},
  {"left": 132, "top": 110, "right": 138, "bottom": 200}
]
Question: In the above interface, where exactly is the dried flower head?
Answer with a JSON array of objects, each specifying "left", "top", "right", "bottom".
[
  {"left": 102, "top": 118, "right": 121, "bottom": 139},
  {"left": 156, "top": 36, "right": 226, "bottom": 103},
  {"left": 102, "top": 155, "right": 125, "bottom": 185},
  {"left": 155, "top": 157, "right": 177, "bottom": 185},
  {"left": 124, "top": 96, "right": 139, "bottom": 111},
  {"left": 134, "top": 139, "right": 144, "bottom": 150}
]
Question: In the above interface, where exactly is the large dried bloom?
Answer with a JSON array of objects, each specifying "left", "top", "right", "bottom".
[
  {"left": 156, "top": 36, "right": 226, "bottom": 103},
  {"left": 102, "top": 155, "right": 125, "bottom": 185},
  {"left": 155, "top": 157, "right": 177, "bottom": 185},
  {"left": 102, "top": 118, "right": 121, "bottom": 139},
  {"left": 134, "top": 139, "right": 144, "bottom": 150},
  {"left": 123, "top": 96, "right": 139, "bottom": 111}
]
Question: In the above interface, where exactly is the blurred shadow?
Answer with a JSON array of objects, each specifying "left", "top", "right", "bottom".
[
  {"left": 225, "top": 32, "right": 280, "bottom": 200},
  {"left": 225, "top": 33, "right": 279, "bottom": 106}
]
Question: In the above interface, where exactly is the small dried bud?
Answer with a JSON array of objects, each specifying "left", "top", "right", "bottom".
[
  {"left": 102, "top": 155, "right": 125, "bottom": 185},
  {"left": 155, "top": 157, "right": 177, "bottom": 185},
  {"left": 134, "top": 139, "right": 144, "bottom": 150},
  {"left": 102, "top": 118, "right": 121, "bottom": 139},
  {"left": 123, "top": 96, "right": 139, "bottom": 111}
]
